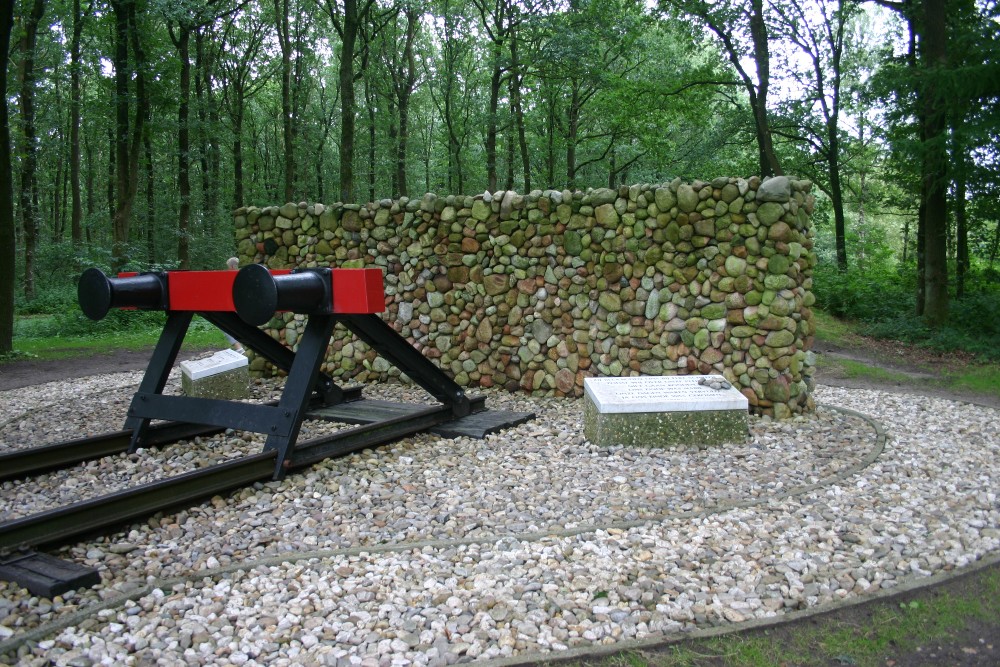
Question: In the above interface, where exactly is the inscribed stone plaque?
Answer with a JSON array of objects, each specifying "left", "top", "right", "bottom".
[
  {"left": 583, "top": 376, "right": 748, "bottom": 448},
  {"left": 181, "top": 349, "right": 249, "bottom": 399},
  {"left": 180, "top": 349, "right": 248, "bottom": 380}
]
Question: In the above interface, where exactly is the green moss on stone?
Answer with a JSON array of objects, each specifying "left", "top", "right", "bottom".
[{"left": 584, "top": 400, "right": 748, "bottom": 448}]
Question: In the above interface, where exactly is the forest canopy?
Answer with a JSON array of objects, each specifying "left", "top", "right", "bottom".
[{"left": 2, "top": 0, "right": 999, "bottom": 354}]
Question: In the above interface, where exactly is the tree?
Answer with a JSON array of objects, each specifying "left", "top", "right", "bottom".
[
  {"left": 320, "top": 0, "right": 387, "bottom": 202},
  {"left": 165, "top": 0, "right": 240, "bottom": 268},
  {"left": 69, "top": 0, "right": 93, "bottom": 247},
  {"left": 664, "top": 0, "right": 782, "bottom": 178},
  {"left": 218, "top": 9, "right": 273, "bottom": 208},
  {"left": 536, "top": 0, "right": 648, "bottom": 188},
  {"left": 384, "top": 4, "right": 419, "bottom": 197},
  {"left": 108, "top": 0, "right": 148, "bottom": 271},
  {"left": 770, "top": 0, "right": 858, "bottom": 271},
  {"left": 17, "top": 0, "right": 46, "bottom": 299},
  {"left": 868, "top": 0, "right": 953, "bottom": 325},
  {"left": 425, "top": 0, "right": 476, "bottom": 193},
  {"left": 1, "top": 0, "right": 16, "bottom": 354},
  {"left": 918, "top": 0, "right": 948, "bottom": 326}
]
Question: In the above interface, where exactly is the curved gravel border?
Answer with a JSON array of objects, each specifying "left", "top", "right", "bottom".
[{"left": 1, "top": 380, "right": 998, "bottom": 666}]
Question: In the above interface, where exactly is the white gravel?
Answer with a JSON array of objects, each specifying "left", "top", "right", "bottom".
[{"left": 1, "top": 373, "right": 998, "bottom": 666}]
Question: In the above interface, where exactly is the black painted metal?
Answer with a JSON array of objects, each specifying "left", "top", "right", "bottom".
[
  {"left": 0, "top": 421, "right": 226, "bottom": 482},
  {"left": 199, "top": 311, "right": 343, "bottom": 405},
  {"left": 125, "top": 311, "right": 193, "bottom": 453},
  {"left": 0, "top": 452, "right": 278, "bottom": 552},
  {"left": 341, "top": 315, "right": 471, "bottom": 418},
  {"left": 262, "top": 314, "right": 338, "bottom": 478},
  {"left": 308, "top": 395, "right": 488, "bottom": 425},
  {"left": 0, "top": 552, "right": 101, "bottom": 597},
  {"left": 290, "top": 404, "right": 454, "bottom": 468},
  {"left": 307, "top": 397, "right": 534, "bottom": 439},
  {"left": 128, "top": 394, "right": 298, "bottom": 435},
  {"left": 78, "top": 269, "right": 167, "bottom": 321},
  {"left": 233, "top": 265, "right": 332, "bottom": 326}
]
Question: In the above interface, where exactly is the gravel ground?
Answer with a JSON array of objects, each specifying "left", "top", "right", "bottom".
[{"left": 0, "top": 372, "right": 998, "bottom": 666}]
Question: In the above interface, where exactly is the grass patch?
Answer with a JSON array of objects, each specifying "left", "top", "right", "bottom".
[
  {"left": 811, "top": 309, "right": 857, "bottom": 346},
  {"left": 560, "top": 569, "right": 1000, "bottom": 667},
  {"left": 837, "top": 358, "right": 915, "bottom": 384},
  {"left": 943, "top": 364, "right": 1000, "bottom": 397},
  {"left": 4, "top": 315, "right": 229, "bottom": 364}
]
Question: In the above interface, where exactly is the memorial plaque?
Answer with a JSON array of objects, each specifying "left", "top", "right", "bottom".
[
  {"left": 180, "top": 348, "right": 248, "bottom": 380},
  {"left": 181, "top": 349, "right": 250, "bottom": 399},
  {"left": 583, "top": 375, "right": 748, "bottom": 448}
]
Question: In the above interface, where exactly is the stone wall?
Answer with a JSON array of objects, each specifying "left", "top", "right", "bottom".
[{"left": 233, "top": 176, "right": 818, "bottom": 417}]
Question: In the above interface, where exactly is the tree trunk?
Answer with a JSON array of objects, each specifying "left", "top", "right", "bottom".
[
  {"left": 0, "top": 0, "right": 16, "bottom": 353},
  {"left": 916, "top": 200, "right": 925, "bottom": 316},
  {"left": 176, "top": 26, "right": 192, "bottom": 268},
  {"left": 84, "top": 130, "right": 94, "bottom": 221},
  {"left": 69, "top": 0, "right": 83, "bottom": 248},
  {"left": 828, "top": 131, "right": 847, "bottom": 272},
  {"left": 952, "top": 120, "right": 967, "bottom": 299},
  {"left": 920, "top": 0, "right": 948, "bottom": 326},
  {"left": 195, "top": 29, "right": 220, "bottom": 235},
  {"left": 504, "top": 109, "right": 514, "bottom": 190},
  {"left": 546, "top": 92, "right": 556, "bottom": 187},
  {"left": 233, "top": 96, "right": 245, "bottom": 208},
  {"left": 508, "top": 33, "right": 530, "bottom": 192},
  {"left": 338, "top": 0, "right": 361, "bottom": 203},
  {"left": 144, "top": 127, "right": 155, "bottom": 263},
  {"left": 485, "top": 41, "right": 502, "bottom": 192},
  {"left": 109, "top": 0, "right": 146, "bottom": 270},
  {"left": 388, "top": 99, "right": 398, "bottom": 194},
  {"left": 748, "top": 0, "right": 781, "bottom": 178},
  {"left": 274, "top": 0, "right": 295, "bottom": 202},
  {"left": 107, "top": 125, "right": 115, "bottom": 222},
  {"left": 394, "top": 6, "right": 417, "bottom": 198},
  {"left": 566, "top": 82, "right": 581, "bottom": 189},
  {"left": 366, "top": 82, "right": 376, "bottom": 202},
  {"left": 18, "top": 0, "right": 45, "bottom": 300}
]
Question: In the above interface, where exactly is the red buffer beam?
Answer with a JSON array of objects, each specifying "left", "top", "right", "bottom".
[{"left": 77, "top": 267, "right": 385, "bottom": 321}]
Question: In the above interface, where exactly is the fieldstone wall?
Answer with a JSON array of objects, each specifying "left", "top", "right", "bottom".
[{"left": 233, "top": 176, "right": 818, "bottom": 417}]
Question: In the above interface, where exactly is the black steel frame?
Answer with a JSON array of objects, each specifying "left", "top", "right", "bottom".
[{"left": 122, "top": 310, "right": 474, "bottom": 479}]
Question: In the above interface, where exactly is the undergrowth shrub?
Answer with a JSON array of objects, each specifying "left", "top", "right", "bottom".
[
  {"left": 813, "top": 260, "right": 1000, "bottom": 360},
  {"left": 812, "top": 261, "right": 915, "bottom": 321}
]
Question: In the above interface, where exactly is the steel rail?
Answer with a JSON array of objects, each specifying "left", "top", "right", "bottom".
[
  {"left": 0, "top": 421, "right": 227, "bottom": 483},
  {"left": 0, "top": 399, "right": 470, "bottom": 553},
  {"left": 0, "top": 390, "right": 357, "bottom": 483},
  {"left": 0, "top": 451, "right": 278, "bottom": 553}
]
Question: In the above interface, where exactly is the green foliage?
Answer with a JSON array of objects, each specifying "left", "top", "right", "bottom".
[
  {"left": 812, "top": 260, "right": 915, "bottom": 322},
  {"left": 16, "top": 307, "right": 168, "bottom": 339},
  {"left": 863, "top": 287, "right": 1000, "bottom": 360},
  {"left": 813, "top": 259, "right": 1000, "bottom": 360}
]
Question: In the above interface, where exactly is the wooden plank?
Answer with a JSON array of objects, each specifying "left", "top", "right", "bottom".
[
  {"left": 308, "top": 400, "right": 430, "bottom": 424},
  {"left": 307, "top": 400, "right": 534, "bottom": 439},
  {"left": 431, "top": 411, "right": 535, "bottom": 438},
  {"left": 0, "top": 552, "right": 100, "bottom": 597}
]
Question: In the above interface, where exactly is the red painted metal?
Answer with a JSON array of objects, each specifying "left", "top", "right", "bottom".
[
  {"left": 332, "top": 268, "right": 386, "bottom": 314},
  {"left": 115, "top": 268, "right": 384, "bottom": 314},
  {"left": 168, "top": 271, "right": 239, "bottom": 311}
]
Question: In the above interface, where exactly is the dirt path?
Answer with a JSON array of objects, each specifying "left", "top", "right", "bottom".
[
  {"left": 811, "top": 337, "right": 1000, "bottom": 410},
  {"left": 0, "top": 346, "right": 215, "bottom": 391}
]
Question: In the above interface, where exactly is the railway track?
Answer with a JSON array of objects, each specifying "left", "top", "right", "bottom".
[
  {"left": 0, "top": 392, "right": 495, "bottom": 554},
  {"left": 0, "top": 266, "right": 532, "bottom": 596}
]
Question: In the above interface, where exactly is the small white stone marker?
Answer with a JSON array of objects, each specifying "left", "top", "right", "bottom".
[
  {"left": 180, "top": 349, "right": 248, "bottom": 380},
  {"left": 583, "top": 375, "right": 748, "bottom": 448},
  {"left": 180, "top": 349, "right": 249, "bottom": 399}
]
